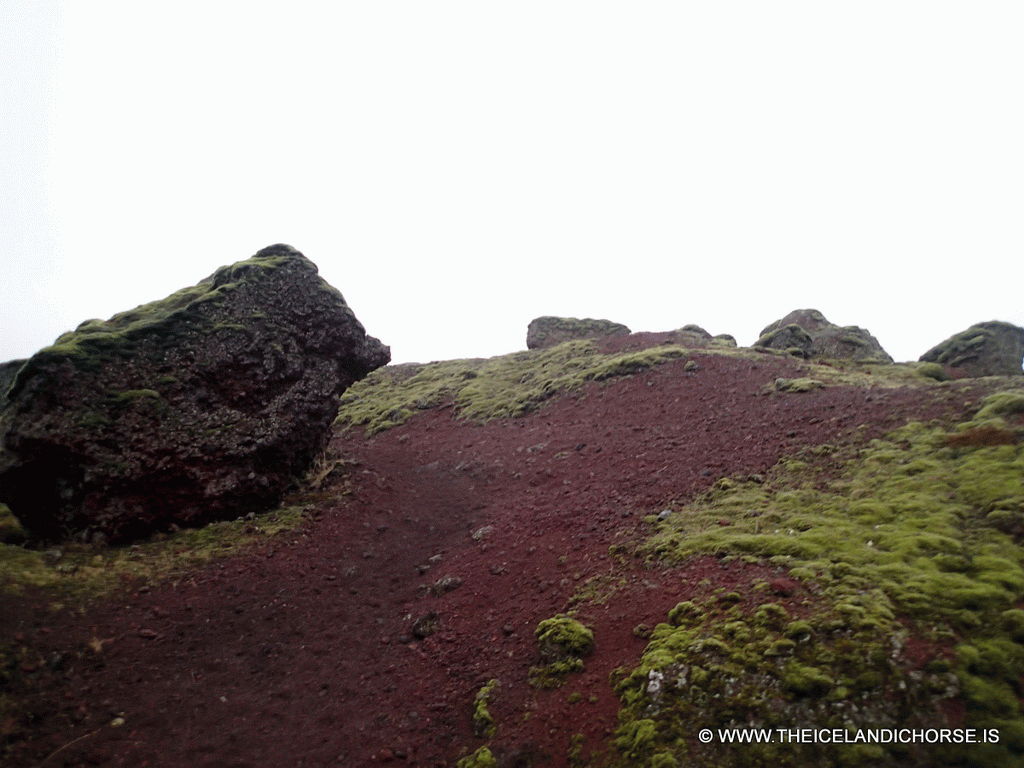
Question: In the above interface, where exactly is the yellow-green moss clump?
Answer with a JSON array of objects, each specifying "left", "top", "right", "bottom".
[
  {"left": 613, "top": 389, "right": 1024, "bottom": 767},
  {"left": 335, "top": 341, "right": 693, "bottom": 435},
  {"left": 529, "top": 615, "right": 596, "bottom": 689},
  {"left": 456, "top": 746, "right": 497, "bottom": 768},
  {"left": 472, "top": 679, "right": 500, "bottom": 738}
]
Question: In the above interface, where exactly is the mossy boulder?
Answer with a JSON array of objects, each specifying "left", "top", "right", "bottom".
[
  {"left": 920, "top": 320, "right": 1024, "bottom": 377},
  {"left": 529, "top": 615, "right": 595, "bottom": 687},
  {"left": 756, "top": 309, "right": 893, "bottom": 364},
  {"left": 0, "top": 244, "right": 389, "bottom": 542},
  {"left": 664, "top": 324, "right": 712, "bottom": 348},
  {"left": 526, "top": 316, "right": 630, "bottom": 350}
]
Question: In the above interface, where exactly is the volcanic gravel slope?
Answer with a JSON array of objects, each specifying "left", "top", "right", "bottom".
[{"left": 2, "top": 350, "right": 992, "bottom": 767}]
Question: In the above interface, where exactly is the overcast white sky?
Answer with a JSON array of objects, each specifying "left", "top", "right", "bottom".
[{"left": 2, "top": 2, "right": 1022, "bottom": 366}]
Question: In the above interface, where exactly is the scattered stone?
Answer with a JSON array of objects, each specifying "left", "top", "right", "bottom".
[
  {"left": 756, "top": 309, "right": 893, "bottom": 364},
  {"left": 919, "top": 320, "right": 1024, "bottom": 377},
  {"left": 0, "top": 245, "right": 390, "bottom": 542},
  {"left": 472, "top": 525, "right": 496, "bottom": 542},
  {"left": 426, "top": 575, "right": 463, "bottom": 597},
  {"left": 411, "top": 611, "right": 440, "bottom": 639},
  {"left": 526, "top": 316, "right": 630, "bottom": 350}
]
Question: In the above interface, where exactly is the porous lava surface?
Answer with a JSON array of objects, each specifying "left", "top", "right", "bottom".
[{"left": 1, "top": 348, "right": 990, "bottom": 767}]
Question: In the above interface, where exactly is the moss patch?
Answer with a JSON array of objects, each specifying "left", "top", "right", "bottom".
[
  {"left": 472, "top": 679, "right": 500, "bottom": 738},
  {"left": 613, "top": 389, "right": 1024, "bottom": 766},
  {"left": 529, "top": 615, "right": 596, "bottom": 688},
  {"left": 336, "top": 344, "right": 964, "bottom": 437},
  {"left": 335, "top": 341, "right": 699, "bottom": 434},
  {"left": 0, "top": 503, "right": 309, "bottom": 607},
  {"left": 456, "top": 746, "right": 497, "bottom": 768}
]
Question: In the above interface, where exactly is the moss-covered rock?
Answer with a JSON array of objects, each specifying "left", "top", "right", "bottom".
[
  {"left": 526, "top": 315, "right": 631, "bottom": 350},
  {"left": 755, "top": 309, "right": 894, "bottom": 364},
  {"left": 920, "top": 320, "right": 1024, "bottom": 377},
  {"left": 472, "top": 679, "right": 500, "bottom": 738},
  {"left": 529, "top": 615, "right": 595, "bottom": 688},
  {"left": 0, "top": 245, "right": 389, "bottom": 542}
]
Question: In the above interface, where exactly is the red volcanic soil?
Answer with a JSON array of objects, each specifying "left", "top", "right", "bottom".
[{"left": 2, "top": 350, "right": 987, "bottom": 767}]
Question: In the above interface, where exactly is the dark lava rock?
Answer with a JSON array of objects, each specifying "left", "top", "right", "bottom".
[
  {"left": 920, "top": 320, "right": 1024, "bottom": 377},
  {"left": 526, "top": 316, "right": 631, "bottom": 350},
  {"left": 756, "top": 309, "right": 893, "bottom": 364},
  {"left": 0, "top": 359, "right": 27, "bottom": 402},
  {"left": 0, "top": 244, "right": 389, "bottom": 542}
]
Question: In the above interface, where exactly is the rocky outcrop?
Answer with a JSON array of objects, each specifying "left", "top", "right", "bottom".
[
  {"left": 526, "top": 316, "right": 630, "bottom": 350},
  {"left": 754, "top": 324, "right": 814, "bottom": 358},
  {"left": 663, "top": 325, "right": 737, "bottom": 348},
  {"left": 919, "top": 321, "right": 1024, "bottom": 377},
  {"left": 755, "top": 309, "right": 893, "bottom": 363},
  {"left": 0, "top": 244, "right": 390, "bottom": 542}
]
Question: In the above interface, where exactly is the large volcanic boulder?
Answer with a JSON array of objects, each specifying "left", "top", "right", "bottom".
[
  {"left": 755, "top": 309, "right": 893, "bottom": 363},
  {"left": 0, "top": 244, "right": 390, "bottom": 542},
  {"left": 919, "top": 321, "right": 1024, "bottom": 377},
  {"left": 526, "top": 316, "right": 631, "bottom": 350}
]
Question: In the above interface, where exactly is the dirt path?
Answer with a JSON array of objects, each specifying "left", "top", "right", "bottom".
[{"left": 4, "top": 352, "right": 979, "bottom": 767}]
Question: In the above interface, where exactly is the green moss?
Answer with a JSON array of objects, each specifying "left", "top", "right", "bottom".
[
  {"left": 336, "top": 344, "right": 750, "bottom": 435},
  {"left": 13, "top": 282, "right": 214, "bottom": 386},
  {"left": 917, "top": 361, "right": 951, "bottom": 381},
  {"left": 567, "top": 732, "right": 588, "bottom": 767},
  {"left": 781, "top": 661, "right": 833, "bottom": 697},
  {"left": 472, "top": 679, "right": 500, "bottom": 738},
  {"left": 0, "top": 503, "right": 28, "bottom": 545},
  {"left": 614, "top": 719, "right": 661, "bottom": 762},
  {"left": 529, "top": 615, "right": 595, "bottom": 688},
  {"left": 0, "top": 503, "right": 308, "bottom": 605},
  {"left": 667, "top": 601, "right": 703, "bottom": 627},
  {"left": 975, "top": 391, "right": 1024, "bottom": 421},
  {"left": 336, "top": 341, "right": 969, "bottom": 436},
  {"left": 7, "top": 248, "right": 324, "bottom": 398},
  {"left": 614, "top": 386, "right": 1024, "bottom": 766},
  {"left": 773, "top": 377, "right": 824, "bottom": 393},
  {"left": 536, "top": 615, "right": 595, "bottom": 657},
  {"left": 456, "top": 746, "right": 497, "bottom": 768},
  {"left": 106, "top": 388, "right": 166, "bottom": 414},
  {"left": 0, "top": 543, "right": 60, "bottom": 595}
]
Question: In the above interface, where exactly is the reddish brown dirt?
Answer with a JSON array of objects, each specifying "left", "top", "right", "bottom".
[{"left": 2, "top": 350, "right": 993, "bottom": 768}]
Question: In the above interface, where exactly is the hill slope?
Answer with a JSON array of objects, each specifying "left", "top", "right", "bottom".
[{"left": 2, "top": 338, "right": 1023, "bottom": 767}]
